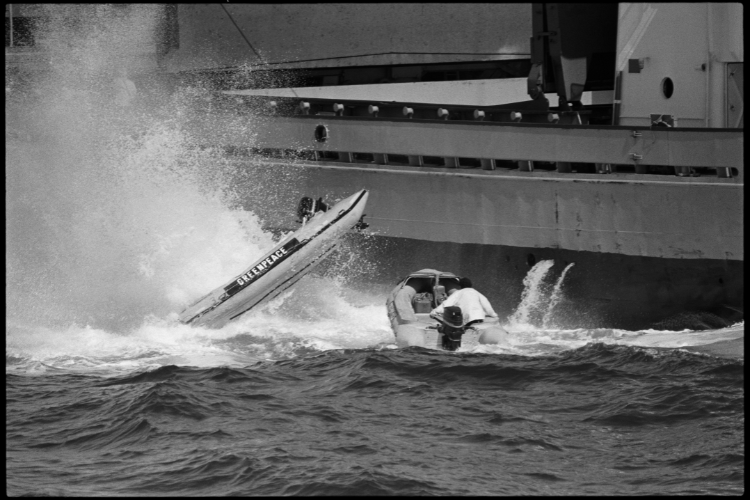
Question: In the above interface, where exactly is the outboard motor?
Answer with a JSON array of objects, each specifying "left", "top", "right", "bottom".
[
  {"left": 438, "top": 306, "right": 466, "bottom": 351},
  {"left": 297, "top": 196, "right": 330, "bottom": 223},
  {"left": 297, "top": 196, "right": 314, "bottom": 222},
  {"left": 353, "top": 215, "right": 369, "bottom": 231}
]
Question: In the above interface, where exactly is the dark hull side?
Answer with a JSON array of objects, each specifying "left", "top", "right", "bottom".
[
  {"left": 226, "top": 159, "right": 743, "bottom": 331},
  {"left": 321, "top": 233, "right": 743, "bottom": 331}
]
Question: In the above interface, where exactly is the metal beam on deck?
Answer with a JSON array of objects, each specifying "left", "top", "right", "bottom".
[{"left": 198, "top": 114, "right": 743, "bottom": 170}]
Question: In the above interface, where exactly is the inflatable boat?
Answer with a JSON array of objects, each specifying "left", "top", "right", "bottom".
[
  {"left": 386, "top": 269, "right": 508, "bottom": 350},
  {"left": 179, "top": 189, "right": 369, "bottom": 328}
]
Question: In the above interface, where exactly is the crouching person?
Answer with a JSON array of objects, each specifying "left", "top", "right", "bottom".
[{"left": 430, "top": 277, "right": 498, "bottom": 327}]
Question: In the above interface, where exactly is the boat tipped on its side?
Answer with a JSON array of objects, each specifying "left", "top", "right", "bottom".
[{"left": 179, "top": 189, "right": 369, "bottom": 328}]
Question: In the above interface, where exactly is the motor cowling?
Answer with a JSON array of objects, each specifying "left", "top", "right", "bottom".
[
  {"left": 438, "top": 306, "right": 466, "bottom": 351},
  {"left": 297, "top": 196, "right": 314, "bottom": 222},
  {"left": 296, "top": 196, "right": 329, "bottom": 223}
]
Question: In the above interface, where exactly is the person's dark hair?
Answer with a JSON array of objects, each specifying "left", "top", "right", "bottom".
[{"left": 459, "top": 277, "right": 473, "bottom": 288}]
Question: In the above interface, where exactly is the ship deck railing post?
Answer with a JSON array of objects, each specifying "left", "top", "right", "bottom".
[
  {"left": 518, "top": 160, "right": 534, "bottom": 172},
  {"left": 717, "top": 167, "right": 733, "bottom": 178},
  {"left": 9, "top": 4, "right": 13, "bottom": 48},
  {"left": 373, "top": 153, "right": 389, "bottom": 165},
  {"left": 675, "top": 166, "right": 696, "bottom": 177},
  {"left": 408, "top": 155, "right": 423, "bottom": 166},
  {"left": 443, "top": 157, "right": 459, "bottom": 168},
  {"left": 403, "top": 106, "right": 419, "bottom": 167},
  {"left": 480, "top": 158, "right": 496, "bottom": 170}
]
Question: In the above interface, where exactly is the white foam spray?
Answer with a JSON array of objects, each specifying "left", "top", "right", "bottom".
[
  {"left": 4, "top": 5, "right": 409, "bottom": 376},
  {"left": 472, "top": 259, "right": 737, "bottom": 357},
  {"left": 506, "top": 260, "right": 555, "bottom": 329},
  {"left": 542, "top": 262, "right": 575, "bottom": 328},
  {"left": 5, "top": 5, "right": 395, "bottom": 374}
]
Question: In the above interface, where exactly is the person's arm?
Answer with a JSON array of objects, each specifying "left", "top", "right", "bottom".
[
  {"left": 430, "top": 302, "right": 444, "bottom": 318},
  {"left": 430, "top": 291, "right": 457, "bottom": 318},
  {"left": 479, "top": 293, "right": 498, "bottom": 317}
]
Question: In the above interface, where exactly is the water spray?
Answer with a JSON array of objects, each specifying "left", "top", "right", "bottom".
[
  {"left": 542, "top": 262, "right": 575, "bottom": 328},
  {"left": 508, "top": 260, "right": 555, "bottom": 328}
]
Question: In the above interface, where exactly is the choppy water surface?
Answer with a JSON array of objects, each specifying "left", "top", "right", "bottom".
[
  {"left": 7, "top": 296, "right": 745, "bottom": 496},
  {"left": 6, "top": 331, "right": 745, "bottom": 496},
  {"left": 6, "top": 5, "right": 743, "bottom": 497}
]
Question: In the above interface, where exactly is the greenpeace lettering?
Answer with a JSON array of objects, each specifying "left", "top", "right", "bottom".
[{"left": 224, "top": 240, "right": 299, "bottom": 297}]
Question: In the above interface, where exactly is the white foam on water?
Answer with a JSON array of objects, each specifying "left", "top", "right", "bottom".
[
  {"left": 612, "top": 325, "right": 743, "bottom": 349},
  {"left": 6, "top": 276, "right": 397, "bottom": 375}
]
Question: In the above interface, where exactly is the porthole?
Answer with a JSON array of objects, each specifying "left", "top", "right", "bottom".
[
  {"left": 661, "top": 77, "right": 674, "bottom": 99},
  {"left": 526, "top": 253, "right": 536, "bottom": 267},
  {"left": 314, "top": 124, "right": 328, "bottom": 142}
]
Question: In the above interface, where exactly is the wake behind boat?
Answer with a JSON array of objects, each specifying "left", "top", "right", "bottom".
[
  {"left": 179, "top": 189, "right": 369, "bottom": 328},
  {"left": 386, "top": 269, "right": 508, "bottom": 350}
]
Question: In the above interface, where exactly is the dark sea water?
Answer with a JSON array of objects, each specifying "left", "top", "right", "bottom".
[
  {"left": 6, "top": 339, "right": 744, "bottom": 496},
  {"left": 5, "top": 5, "right": 744, "bottom": 496}
]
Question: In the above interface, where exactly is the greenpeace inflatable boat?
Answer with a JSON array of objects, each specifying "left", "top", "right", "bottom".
[
  {"left": 179, "top": 189, "right": 369, "bottom": 328},
  {"left": 386, "top": 269, "right": 508, "bottom": 350}
]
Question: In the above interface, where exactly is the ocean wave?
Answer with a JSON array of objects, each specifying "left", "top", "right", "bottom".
[{"left": 7, "top": 343, "right": 744, "bottom": 496}]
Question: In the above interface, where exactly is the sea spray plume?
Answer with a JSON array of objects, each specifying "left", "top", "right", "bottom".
[
  {"left": 317, "top": 232, "right": 384, "bottom": 286},
  {"left": 6, "top": 5, "right": 158, "bottom": 329},
  {"left": 5, "top": 5, "right": 276, "bottom": 332},
  {"left": 7, "top": 104, "right": 257, "bottom": 331},
  {"left": 507, "top": 259, "right": 555, "bottom": 328},
  {"left": 542, "top": 262, "right": 576, "bottom": 328}
]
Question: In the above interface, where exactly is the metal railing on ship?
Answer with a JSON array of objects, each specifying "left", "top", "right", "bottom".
[{"left": 205, "top": 96, "right": 743, "bottom": 180}]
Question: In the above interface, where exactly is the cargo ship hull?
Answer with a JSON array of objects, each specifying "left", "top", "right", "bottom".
[
  {"left": 350, "top": 234, "right": 742, "bottom": 330},
  {"left": 231, "top": 160, "right": 743, "bottom": 330}
]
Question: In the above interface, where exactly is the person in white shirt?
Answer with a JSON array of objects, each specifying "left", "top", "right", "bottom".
[{"left": 430, "top": 277, "right": 498, "bottom": 326}]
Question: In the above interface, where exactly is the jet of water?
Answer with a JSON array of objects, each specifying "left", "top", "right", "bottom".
[
  {"left": 507, "top": 259, "right": 555, "bottom": 328},
  {"left": 542, "top": 262, "right": 575, "bottom": 328}
]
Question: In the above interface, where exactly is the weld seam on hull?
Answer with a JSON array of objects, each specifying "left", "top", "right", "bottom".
[
  {"left": 364, "top": 217, "right": 744, "bottom": 239},
  {"left": 248, "top": 160, "right": 743, "bottom": 188}
]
